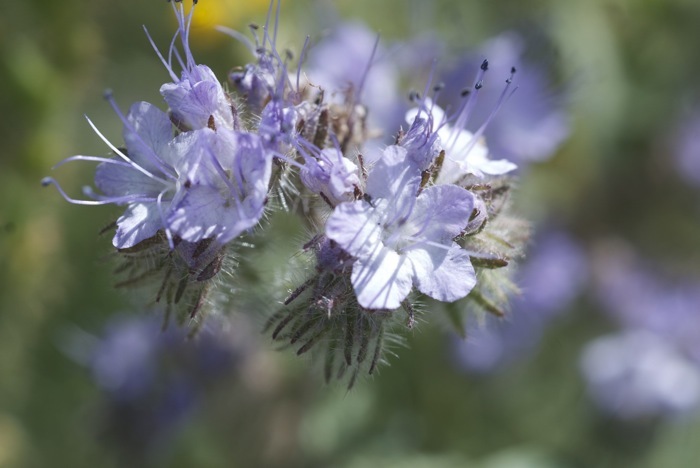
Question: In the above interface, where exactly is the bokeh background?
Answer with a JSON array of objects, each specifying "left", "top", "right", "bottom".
[{"left": 2, "top": 0, "right": 700, "bottom": 466}]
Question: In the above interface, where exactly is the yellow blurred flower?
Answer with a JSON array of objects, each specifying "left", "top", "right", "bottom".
[{"left": 186, "top": 0, "right": 282, "bottom": 47}]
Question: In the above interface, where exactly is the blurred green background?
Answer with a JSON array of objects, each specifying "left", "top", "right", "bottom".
[{"left": 2, "top": 0, "right": 700, "bottom": 467}]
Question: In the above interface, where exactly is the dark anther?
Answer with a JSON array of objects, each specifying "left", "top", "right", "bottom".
[
  {"left": 511, "top": 66, "right": 517, "bottom": 74},
  {"left": 460, "top": 88, "right": 471, "bottom": 97},
  {"left": 481, "top": 59, "right": 489, "bottom": 71},
  {"left": 102, "top": 88, "right": 114, "bottom": 100},
  {"left": 475, "top": 80, "right": 483, "bottom": 90},
  {"left": 433, "top": 82, "right": 445, "bottom": 93},
  {"left": 249, "top": 23, "right": 260, "bottom": 30},
  {"left": 408, "top": 90, "right": 421, "bottom": 102},
  {"left": 285, "top": 49, "right": 294, "bottom": 61},
  {"left": 506, "top": 78, "right": 512, "bottom": 84}
]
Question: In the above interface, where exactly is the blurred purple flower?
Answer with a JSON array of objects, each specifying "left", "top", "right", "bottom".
[
  {"left": 673, "top": 112, "right": 700, "bottom": 188},
  {"left": 581, "top": 330, "right": 700, "bottom": 419},
  {"left": 454, "top": 231, "right": 588, "bottom": 372},
  {"left": 306, "top": 21, "right": 403, "bottom": 138},
  {"left": 594, "top": 245, "right": 700, "bottom": 364},
  {"left": 581, "top": 243, "right": 700, "bottom": 418},
  {"left": 63, "top": 313, "right": 244, "bottom": 458}
]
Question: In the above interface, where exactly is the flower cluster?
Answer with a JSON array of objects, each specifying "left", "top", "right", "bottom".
[{"left": 44, "top": 0, "right": 530, "bottom": 385}]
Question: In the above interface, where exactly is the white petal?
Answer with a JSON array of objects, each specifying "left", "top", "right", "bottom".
[
  {"left": 326, "top": 201, "right": 382, "bottom": 258},
  {"left": 366, "top": 145, "right": 421, "bottom": 202},
  {"left": 407, "top": 243, "right": 476, "bottom": 302},
  {"left": 113, "top": 203, "right": 164, "bottom": 249},
  {"left": 408, "top": 185, "right": 474, "bottom": 241},
  {"left": 351, "top": 245, "right": 414, "bottom": 310}
]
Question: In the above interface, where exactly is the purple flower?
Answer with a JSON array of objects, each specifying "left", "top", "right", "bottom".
[
  {"left": 399, "top": 113, "right": 442, "bottom": 171},
  {"left": 43, "top": 100, "right": 185, "bottom": 249},
  {"left": 594, "top": 245, "right": 700, "bottom": 363},
  {"left": 258, "top": 98, "right": 305, "bottom": 150},
  {"left": 64, "top": 313, "right": 243, "bottom": 456},
  {"left": 581, "top": 330, "right": 700, "bottom": 419},
  {"left": 230, "top": 61, "right": 278, "bottom": 114},
  {"left": 300, "top": 148, "right": 360, "bottom": 205},
  {"left": 98, "top": 102, "right": 182, "bottom": 248},
  {"left": 157, "top": 2, "right": 236, "bottom": 131},
  {"left": 306, "top": 21, "right": 402, "bottom": 136},
  {"left": 167, "top": 128, "right": 272, "bottom": 244},
  {"left": 406, "top": 99, "right": 517, "bottom": 183},
  {"left": 326, "top": 145, "right": 476, "bottom": 309}
]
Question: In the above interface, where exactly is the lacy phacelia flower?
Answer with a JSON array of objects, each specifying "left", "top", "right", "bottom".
[
  {"left": 44, "top": 0, "right": 532, "bottom": 385},
  {"left": 167, "top": 128, "right": 271, "bottom": 245},
  {"left": 326, "top": 145, "right": 476, "bottom": 309},
  {"left": 159, "top": 1, "right": 238, "bottom": 131},
  {"left": 42, "top": 99, "right": 184, "bottom": 249},
  {"left": 406, "top": 99, "right": 517, "bottom": 184},
  {"left": 300, "top": 148, "right": 360, "bottom": 206},
  {"left": 97, "top": 101, "right": 183, "bottom": 248}
]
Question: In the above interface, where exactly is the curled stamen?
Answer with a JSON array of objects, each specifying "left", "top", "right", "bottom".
[{"left": 42, "top": 177, "right": 149, "bottom": 206}]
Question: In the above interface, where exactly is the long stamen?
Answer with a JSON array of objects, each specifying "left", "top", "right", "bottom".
[
  {"left": 215, "top": 26, "right": 256, "bottom": 55},
  {"left": 263, "top": 0, "right": 275, "bottom": 50},
  {"left": 452, "top": 58, "right": 489, "bottom": 134},
  {"left": 273, "top": 0, "right": 281, "bottom": 49},
  {"left": 459, "top": 68, "right": 518, "bottom": 157},
  {"left": 296, "top": 35, "right": 311, "bottom": 95},
  {"left": 53, "top": 155, "right": 132, "bottom": 170},
  {"left": 183, "top": 1, "right": 197, "bottom": 70},
  {"left": 143, "top": 26, "right": 179, "bottom": 82},
  {"left": 103, "top": 91, "right": 177, "bottom": 179},
  {"left": 167, "top": 28, "right": 181, "bottom": 75},
  {"left": 82, "top": 186, "right": 158, "bottom": 204},
  {"left": 356, "top": 34, "right": 381, "bottom": 105},
  {"left": 84, "top": 116, "right": 167, "bottom": 184},
  {"left": 260, "top": 26, "right": 294, "bottom": 92}
]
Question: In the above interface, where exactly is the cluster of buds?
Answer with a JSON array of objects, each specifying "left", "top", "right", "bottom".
[{"left": 44, "top": 0, "right": 528, "bottom": 386}]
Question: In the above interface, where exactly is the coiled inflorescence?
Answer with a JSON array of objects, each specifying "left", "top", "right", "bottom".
[{"left": 44, "top": 0, "right": 528, "bottom": 385}]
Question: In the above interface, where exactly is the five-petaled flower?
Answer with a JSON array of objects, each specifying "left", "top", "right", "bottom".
[{"left": 326, "top": 145, "right": 477, "bottom": 309}]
